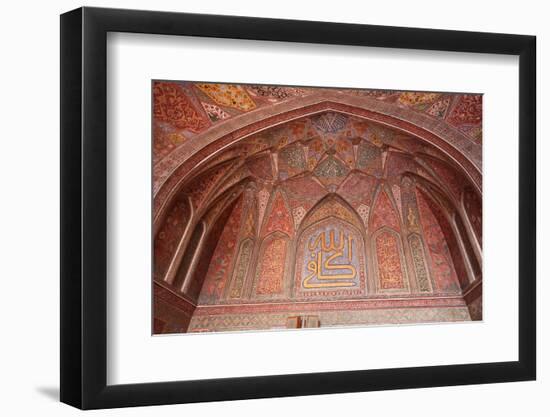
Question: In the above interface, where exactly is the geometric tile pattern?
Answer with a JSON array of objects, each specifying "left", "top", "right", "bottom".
[{"left": 188, "top": 306, "right": 472, "bottom": 333}]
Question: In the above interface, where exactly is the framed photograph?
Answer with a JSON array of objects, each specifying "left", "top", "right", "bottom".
[{"left": 60, "top": 6, "right": 536, "bottom": 409}]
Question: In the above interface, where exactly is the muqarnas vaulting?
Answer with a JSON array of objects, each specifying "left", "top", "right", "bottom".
[{"left": 152, "top": 82, "right": 482, "bottom": 334}]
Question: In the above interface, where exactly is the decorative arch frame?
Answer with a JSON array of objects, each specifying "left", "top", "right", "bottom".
[
  {"left": 461, "top": 185, "right": 483, "bottom": 251},
  {"left": 162, "top": 185, "right": 245, "bottom": 286},
  {"left": 407, "top": 232, "right": 434, "bottom": 293},
  {"left": 176, "top": 219, "right": 207, "bottom": 293},
  {"left": 249, "top": 230, "right": 292, "bottom": 300},
  {"left": 258, "top": 186, "right": 294, "bottom": 238},
  {"left": 413, "top": 181, "right": 473, "bottom": 292},
  {"left": 368, "top": 182, "right": 404, "bottom": 234},
  {"left": 371, "top": 226, "right": 410, "bottom": 294},
  {"left": 414, "top": 176, "right": 481, "bottom": 267},
  {"left": 300, "top": 193, "right": 365, "bottom": 233},
  {"left": 153, "top": 194, "right": 193, "bottom": 283},
  {"left": 293, "top": 213, "right": 368, "bottom": 299},
  {"left": 224, "top": 237, "right": 256, "bottom": 301}
]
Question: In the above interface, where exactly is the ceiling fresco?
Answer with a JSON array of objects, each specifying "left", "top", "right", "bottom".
[{"left": 152, "top": 81, "right": 482, "bottom": 164}]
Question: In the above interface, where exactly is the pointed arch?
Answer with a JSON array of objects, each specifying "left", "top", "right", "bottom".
[
  {"left": 193, "top": 195, "right": 246, "bottom": 303},
  {"left": 153, "top": 195, "right": 192, "bottom": 282},
  {"left": 183, "top": 160, "right": 236, "bottom": 212},
  {"left": 372, "top": 227, "right": 409, "bottom": 292},
  {"left": 294, "top": 215, "right": 367, "bottom": 299},
  {"left": 416, "top": 153, "right": 466, "bottom": 202},
  {"left": 153, "top": 86, "right": 485, "bottom": 333},
  {"left": 408, "top": 232, "right": 433, "bottom": 293},
  {"left": 174, "top": 220, "right": 206, "bottom": 294},
  {"left": 252, "top": 231, "right": 290, "bottom": 298},
  {"left": 415, "top": 186, "right": 467, "bottom": 292},
  {"left": 462, "top": 185, "right": 482, "bottom": 246},
  {"left": 226, "top": 238, "right": 255, "bottom": 300},
  {"left": 300, "top": 193, "right": 364, "bottom": 233},
  {"left": 260, "top": 189, "right": 294, "bottom": 237},
  {"left": 369, "top": 184, "right": 401, "bottom": 233},
  {"left": 412, "top": 173, "right": 481, "bottom": 276}
]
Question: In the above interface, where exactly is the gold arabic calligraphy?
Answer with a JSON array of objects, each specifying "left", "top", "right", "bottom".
[{"left": 303, "top": 230, "right": 357, "bottom": 288}]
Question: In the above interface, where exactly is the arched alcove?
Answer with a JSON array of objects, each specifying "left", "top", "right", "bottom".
[
  {"left": 371, "top": 227, "right": 409, "bottom": 293},
  {"left": 252, "top": 231, "right": 291, "bottom": 299},
  {"left": 295, "top": 214, "right": 367, "bottom": 300},
  {"left": 152, "top": 82, "right": 483, "bottom": 333}
]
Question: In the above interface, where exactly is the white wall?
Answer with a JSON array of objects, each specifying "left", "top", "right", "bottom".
[{"left": 0, "top": 0, "right": 545, "bottom": 415}]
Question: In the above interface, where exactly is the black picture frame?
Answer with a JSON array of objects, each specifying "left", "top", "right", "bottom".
[{"left": 60, "top": 6, "right": 536, "bottom": 410}]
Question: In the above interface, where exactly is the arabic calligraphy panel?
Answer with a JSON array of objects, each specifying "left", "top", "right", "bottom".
[
  {"left": 254, "top": 234, "right": 288, "bottom": 297},
  {"left": 227, "top": 239, "right": 254, "bottom": 299},
  {"left": 295, "top": 218, "right": 366, "bottom": 299},
  {"left": 373, "top": 229, "right": 408, "bottom": 292}
]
